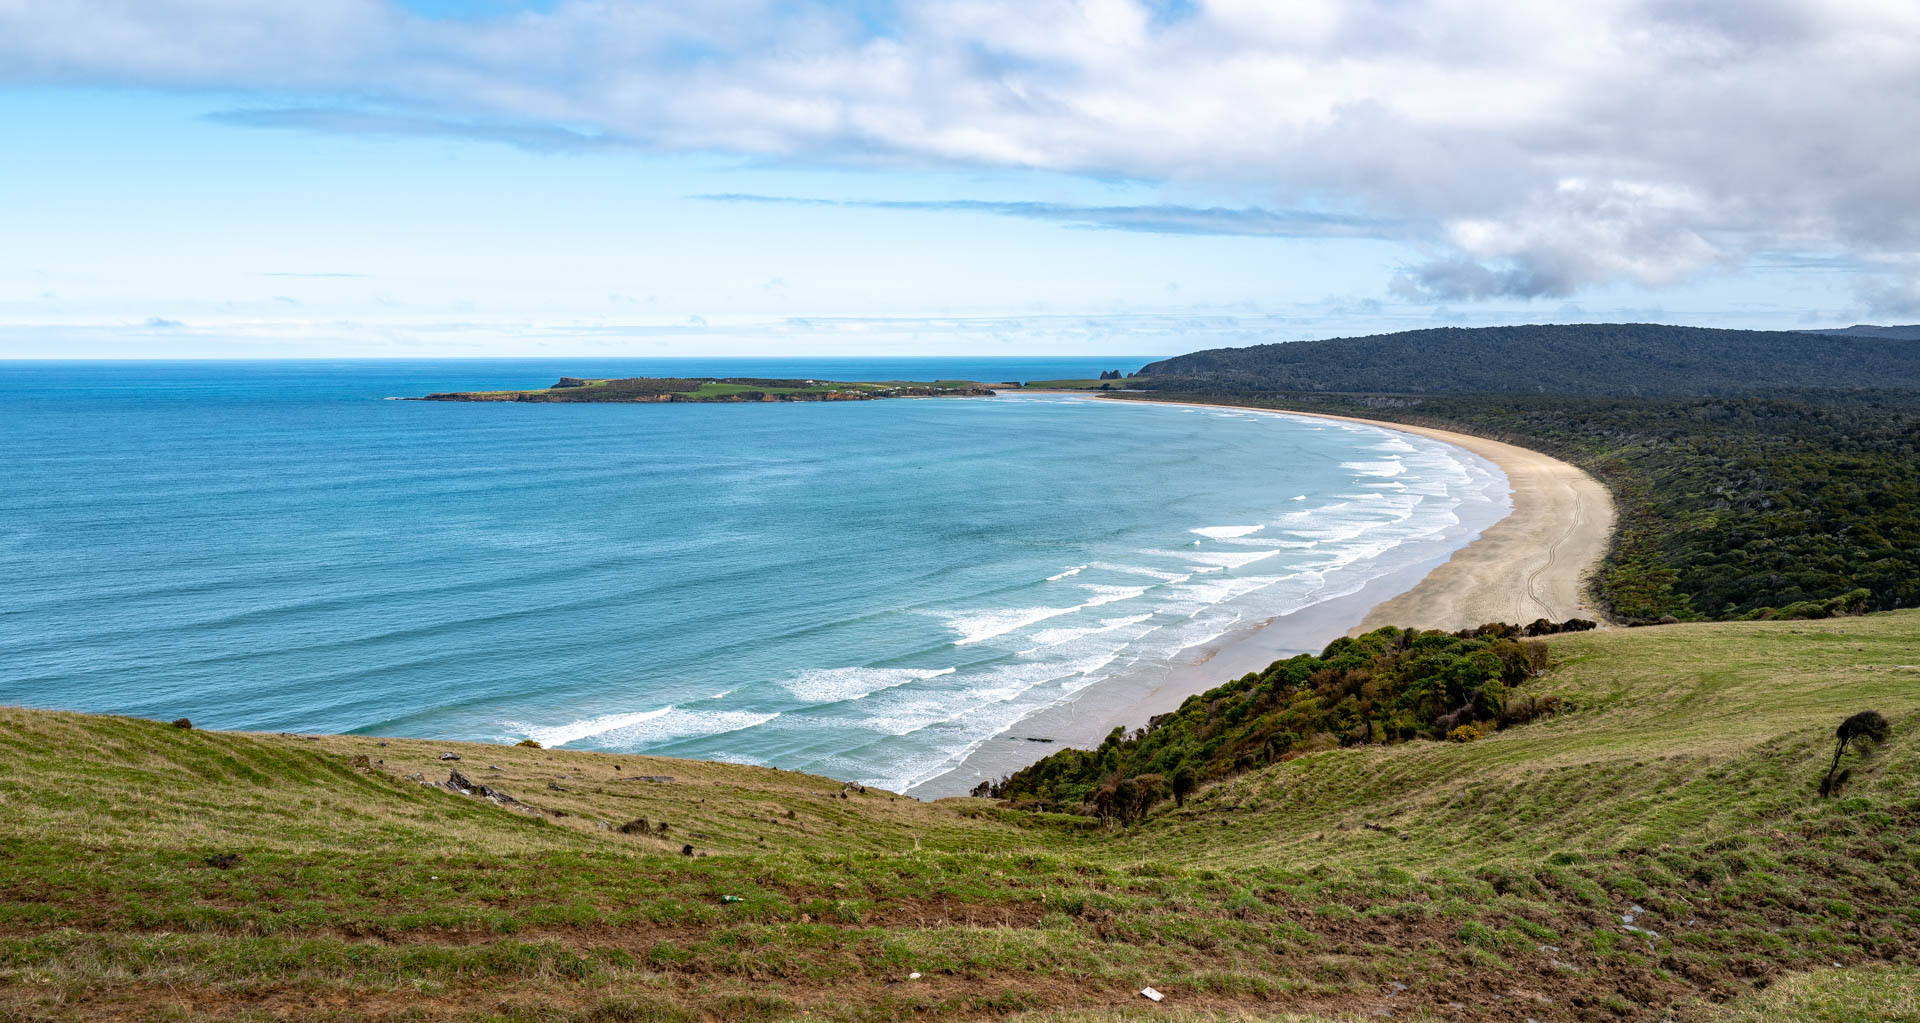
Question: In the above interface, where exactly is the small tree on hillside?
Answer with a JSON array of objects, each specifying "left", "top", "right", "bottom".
[
  {"left": 1091, "top": 775, "right": 1121, "bottom": 825},
  {"left": 1109, "top": 777, "right": 1137, "bottom": 828},
  {"left": 1171, "top": 766, "right": 1197, "bottom": 808},
  {"left": 1821, "top": 710, "right": 1891, "bottom": 797},
  {"left": 1130, "top": 773, "right": 1168, "bottom": 826}
]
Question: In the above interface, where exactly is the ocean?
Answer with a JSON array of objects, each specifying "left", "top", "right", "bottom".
[{"left": 0, "top": 358, "right": 1506, "bottom": 793}]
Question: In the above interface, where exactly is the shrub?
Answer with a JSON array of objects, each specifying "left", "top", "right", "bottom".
[
  {"left": 1744, "top": 589, "right": 1874, "bottom": 622},
  {"left": 1448, "top": 725, "right": 1481, "bottom": 743},
  {"left": 1501, "top": 693, "right": 1563, "bottom": 727},
  {"left": 983, "top": 625, "right": 1552, "bottom": 811},
  {"left": 1820, "top": 710, "right": 1891, "bottom": 797},
  {"left": 516, "top": 738, "right": 542, "bottom": 748},
  {"left": 1171, "top": 766, "right": 1198, "bottom": 807}
]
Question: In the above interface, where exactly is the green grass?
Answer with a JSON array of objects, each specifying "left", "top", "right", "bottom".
[
  {"left": 1701, "top": 966, "right": 1920, "bottom": 1021},
  {"left": 2, "top": 613, "right": 1917, "bottom": 1021}
]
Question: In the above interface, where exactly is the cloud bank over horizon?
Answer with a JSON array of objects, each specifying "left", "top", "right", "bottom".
[{"left": 3, "top": 0, "right": 1918, "bottom": 353}]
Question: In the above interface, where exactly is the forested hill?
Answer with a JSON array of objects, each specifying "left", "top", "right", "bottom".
[
  {"left": 1801, "top": 323, "right": 1920, "bottom": 340},
  {"left": 1137, "top": 323, "right": 1920, "bottom": 395}
]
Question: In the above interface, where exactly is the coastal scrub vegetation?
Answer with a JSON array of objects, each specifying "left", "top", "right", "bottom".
[{"left": 977, "top": 624, "right": 1558, "bottom": 813}]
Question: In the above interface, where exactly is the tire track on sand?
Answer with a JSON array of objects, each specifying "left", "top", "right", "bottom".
[{"left": 1523, "top": 474, "right": 1586, "bottom": 620}]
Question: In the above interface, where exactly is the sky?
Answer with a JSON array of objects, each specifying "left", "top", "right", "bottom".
[{"left": 2, "top": 0, "right": 1917, "bottom": 357}]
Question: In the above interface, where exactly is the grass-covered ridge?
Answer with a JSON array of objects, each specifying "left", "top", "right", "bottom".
[
  {"left": 414, "top": 376, "right": 996, "bottom": 403},
  {"left": 3, "top": 612, "right": 1918, "bottom": 1021}
]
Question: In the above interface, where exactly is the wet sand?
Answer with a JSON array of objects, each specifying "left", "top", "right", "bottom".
[{"left": 907, "top": 398, "right": 1614, "bottom": 799}]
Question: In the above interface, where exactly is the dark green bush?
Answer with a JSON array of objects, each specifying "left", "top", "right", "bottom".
[{"left": 986, "top": 623, "right": 1557, "bottom": 812}]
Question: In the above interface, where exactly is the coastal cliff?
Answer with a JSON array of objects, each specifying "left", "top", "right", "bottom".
[{"left": 414, "top": 376, "right": 997, "bottom": 403}]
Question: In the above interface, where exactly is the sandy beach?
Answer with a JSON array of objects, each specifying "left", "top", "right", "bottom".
[{"left": 908, "top": 396, "right": 1615, "bottom": 799}]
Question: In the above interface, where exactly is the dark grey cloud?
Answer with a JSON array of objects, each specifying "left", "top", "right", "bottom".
[
  {"left": 1388, "top": 259, "right": 1574, "bottom": 302},
  {"left": 696, "top": 194, "right": 1398, "bottom": 239}
]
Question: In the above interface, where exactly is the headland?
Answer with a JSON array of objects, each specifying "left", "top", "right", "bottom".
[{"left": 412, "top": 376, "right": 996, "bottom": 403}]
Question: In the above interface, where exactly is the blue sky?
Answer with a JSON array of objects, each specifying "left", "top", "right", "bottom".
[{"left": 2, "top": 1, "right": 1914, "bottom": 357}]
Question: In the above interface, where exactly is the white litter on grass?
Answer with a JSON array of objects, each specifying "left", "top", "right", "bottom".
[
  {"left": 908, "top": 971, "right": 922, "bottom": 980},
  {"left": 1140, "top": 986, "right": 1164, "bottom": 1002}
]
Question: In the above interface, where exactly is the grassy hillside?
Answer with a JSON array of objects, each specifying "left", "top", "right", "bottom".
[
  {"left": 4, "top": 612, "right": 1918, "bottom": 1022},
  {"left": 1136, "top": 324, "right": 1920, "bottom": 397}
]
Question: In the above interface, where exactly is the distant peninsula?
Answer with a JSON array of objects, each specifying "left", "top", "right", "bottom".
[{"left": 412, "top": 376, "right": 997, "bottom": 403}]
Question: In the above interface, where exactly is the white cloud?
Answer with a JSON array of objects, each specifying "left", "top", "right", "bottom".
[{"left": 4, "top": 0, "right": 1919, "bottom": 301}]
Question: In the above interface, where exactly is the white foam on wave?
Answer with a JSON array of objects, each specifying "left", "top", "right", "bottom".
[
  {"left": 1284, "top": 502, "right": 1419, "bottom": 546},
  {"left": 782, "top": 666, "right": 955, "bottom": 703},
  {"left": 1092, "top": 561, "right": 1190, "bottom": 582},
  {"left": 853, "top": 649, "right": 1124, "bottom": 739},
  {"left": 1046, "top": 564, "right": 1088, "bottom": 581},
  {"left": 1190, "top": 524, "right": 1264, "bottom": 539},
  {"left": 1029, "top": 613, "right": 1155, "bottom": 648},
  {"left": 593, "top": 708, "right": 781, "bottom": 746},
  {"left": 1342, "top": 457, "right": 1407, "bottom": 478},
  {"left": 517, "top": 708, "right": 671, "bottom": 749},
  {"left": 944, "top": 584, "right": 1149, "bottom": 646},
  {"left": 945, "top": 606, "right": 1080, "bottom": 645},
  {"left": 1147, "top": 548, "right": 1282, "bottom": 569},
  {"left": 514, "top": 704, "right": 784, "bottom": 749},
  {"left": 1080, "top": 583, "right": 1150, "bottom": 606},
  {"left": 1163, "top": 574, "right": 1286, "bottom": 615},
  {"left": 1291, "top": 494, "right": 1307, "bottom": 500}
]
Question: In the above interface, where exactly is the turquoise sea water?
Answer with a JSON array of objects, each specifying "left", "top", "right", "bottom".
[{"left": 1, "top": 359, "right": 1504, "bottom": 791}]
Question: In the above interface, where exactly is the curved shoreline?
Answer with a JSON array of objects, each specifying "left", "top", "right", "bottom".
[{"left": 907, "top": 396, "right": 1615, "bottom": 799}]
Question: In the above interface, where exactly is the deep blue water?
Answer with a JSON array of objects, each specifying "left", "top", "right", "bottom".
[{"left": 0, "top": 359, "right": 1503, "bottom": 791}]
